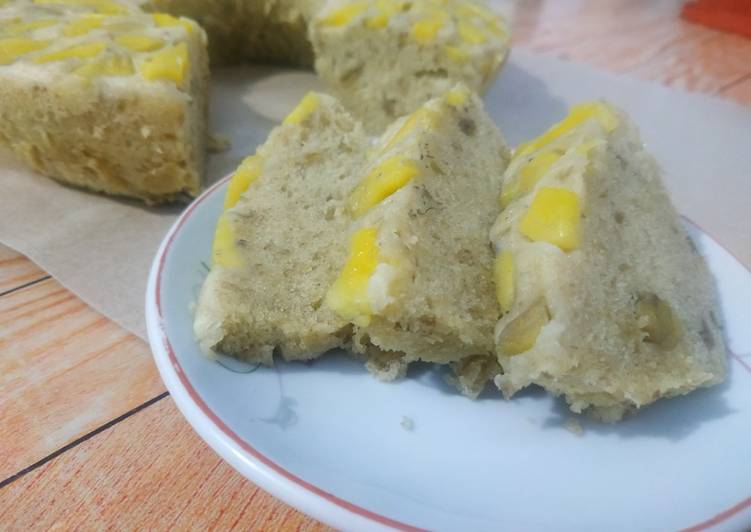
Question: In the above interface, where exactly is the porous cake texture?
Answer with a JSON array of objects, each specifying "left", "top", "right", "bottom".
[
  {"left": 326, "top": 86, "right": 508, "bottom": 370},
  {"left": 0, "top": 0, "right": 209, "bottom": 203},
  {"left": 311, "top": 0, "right": 509, "bottom": 132},
  {"left": 194, "top": 92, "right": 367, "bottom": 364},
  {"left": 194, "top": 86, "right": 509, "bottom": 395},
  {"left": 489, "top": 102, "right": 726, "bottom": 420},
  {"left": 144, "top": 0, "right": 511, "bottom": 132}
]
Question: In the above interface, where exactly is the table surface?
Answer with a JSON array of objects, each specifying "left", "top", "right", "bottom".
[{"left": 2, "top": 1, "right": 750, "bottom": 529}]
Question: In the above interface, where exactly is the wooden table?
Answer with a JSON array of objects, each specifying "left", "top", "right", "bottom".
[{"left": 2, "top": 1, "right": 750, "bottom": 529}]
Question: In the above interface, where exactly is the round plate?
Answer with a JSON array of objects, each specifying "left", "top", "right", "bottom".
[{"left": 146, "top": 175, "right": 751, "bottom": 531}]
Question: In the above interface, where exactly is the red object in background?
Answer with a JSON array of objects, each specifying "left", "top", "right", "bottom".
[{"left": 682, "top": 0, "right": 751, "bottom": 39}]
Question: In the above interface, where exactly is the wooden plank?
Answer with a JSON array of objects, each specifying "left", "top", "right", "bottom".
[
  {"left": 0, "top": 245, "right": 46, "bottom": 295},
  {"left": 0, "top": 397, "right": 331, "bottom": 531},
  {"left": 720, "top": 75, "right": 751, "bottom": 106},
  {"left": 0, "top": 278, "right": 163, "bottom": 480},
  {"left": 629, "top": 31, "right": 751, "bottom": 96},
  {"left": 510, "top": 0, "right": 751, "bottom": 103}
]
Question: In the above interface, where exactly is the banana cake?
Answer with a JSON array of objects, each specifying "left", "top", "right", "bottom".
[
  {"left": 144, "top": 0, "right": 511, "bottom": 132},
  {"left": 194, "top": 86, "right": 508, "bottom": 395},
  {"left": 194, "top": 91, "right": 367, "bottom": 364},
  {"left": 0, "top": 0, "right": 209, "bottom": 203},
  {"left": 489, "top": 102, "right": 727, "bottom": 421},
  {"left": 1, "top": 0, "right": 508, "bottom": 201},
  {"left": 325, "top": 85, "right": 508, "bottom": 379}
]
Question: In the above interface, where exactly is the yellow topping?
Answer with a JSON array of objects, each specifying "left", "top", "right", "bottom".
[
  {"left": 62, "top": 14, "right": 105, "bottom": 36},
  {"left": 500, "top": 149, "right": 562, "bottom": 208},
  {"left": 366, "top": 0, "right": 402, "bottom": 29},
  {"left": 636, "top": 294, "right": 681, "bottom": 349},
  {"left": 487, "top": 18, "right": 507, "bottom": 38},
  {"left": 521, "top": 189, "right": 581, "bottom": 250},
  {"left": 87, "top": 0, "right": 126, "bottom": 14},
  {"left": 381, "top": 106, "right": 437, "bottom": 153},
  {"left": 457, "top": 2, "right": 497, "bottom": 23},
  {"left": 366, "top": 13, "right": 388, "bottom": 29},
  {"left": 514, "top": 102, "right": 619, "bottom": 160},
  {"left": 152, "top": 13, "right": 194, "bottom": 34},
  {"left": 458, "top": 21, "right": 486, "bottom": 44},
  {"left": 139, "top": 42, "right": 188, "bottom": 86},
  {"left": 211, "top": 215, "right": 244, "bottom": 269},
  {"left": 411, "top": 15, "right": 445, "bottom": 44},
  {"left": 444, "top": 44, "right": 469, "bottom": 63},
  {"left": 444, "top": 86, "right": 469, "bottom": 106},
  {"left": 498, "top": 300, "right": 550, "bottom": 356},
  {"left": 224, "top": 155, "right": 264, "bottom": 210},
  {"left": 33, "top": 41, "right": 106, "bottom": 63},
  {"left": 283, "top": 92, "right": 320, "bottom": 125},
  {"left": 325, "top": 227, "right": 380, "bottom": 326},
  {"left": 349, "top": 157, "right": 419, "bottom": 218},
  {"left": 116, "top": 33, "right": 164, "bottom": 52},
  {"left": 33, "top": 0, "right": 126, "bottom": 15},
  {"left": 0, "top": 37, "right": 50, "bottom": 65},
  {"left": 320, "top": 2, "right": 368, "bottom": 26},
  {"left": 493, "top": 250, "right": 514, "bottom": 314},
  {"left": 3, "top": 19, "right": 58, "bottom": 36},
  {"left": 73, "top": 53, "right": 133, "bottom": 78},
  {"left": 519, "top": 188, "right": 581, "bottom": 251}
]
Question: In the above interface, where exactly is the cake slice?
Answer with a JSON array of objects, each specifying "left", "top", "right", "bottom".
[
  {"left": 194, "top": 92, "right": 368, "bottom": 364},
  {"left": 489, "top": 102, "right": 726, "bottom": 420},
  {"left": 325, "top": 85, "right": 509, "bottom": 374},
  {"left": 0, "top": 0, "right": 208, "bottom": 203},
  {"left": 310, "top": 0, "right": 510, "bottom": 132},
  {"left": 195, "top": 86, "right": 508, "bottom": 397}
]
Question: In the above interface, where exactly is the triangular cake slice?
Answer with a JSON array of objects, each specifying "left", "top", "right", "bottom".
[
  {"left": 0, "top": 0, "right": 208, "bottom": 203},
  {"left": 194, "top": 92, "right": 368, "bottom": 364},
  {"left": 489, "top": 102, "right": 726, "bottom": 420},
  {"left": 324, "top": 85, "right": 509, "bottom": 388},
  {"left": 194, "top": 86, "right": 508, "bottom": 397}
]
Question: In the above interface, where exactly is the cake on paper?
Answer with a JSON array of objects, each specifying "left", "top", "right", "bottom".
[
  {"left": 0, "top": 0, "right": 209, "bottom": 203},
  {"left": 145, "top": 0, "right": 511, "bottom": 132},
  {"left": 0, "top": 0, "right": 509, "bottom": 201}
]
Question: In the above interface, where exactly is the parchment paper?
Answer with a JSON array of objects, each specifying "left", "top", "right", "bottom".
[{"left": 1, "top": 48, "right": 749, "bottom": 340}]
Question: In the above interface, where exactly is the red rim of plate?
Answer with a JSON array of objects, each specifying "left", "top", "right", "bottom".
[{"left": 151, "top": 175, "right": 751, "bottom": 532}]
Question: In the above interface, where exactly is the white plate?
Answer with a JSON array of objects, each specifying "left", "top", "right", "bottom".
[{"left": 145, "top": 175, "right": 751, "bottom": 532}]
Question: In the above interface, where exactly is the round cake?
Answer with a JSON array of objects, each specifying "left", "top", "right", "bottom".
[
  {"left": 0, "top": 0, "right": 510, "bottom": 202},
  {"left": 144, "top": 0, "right": 510, "bottom": 132}
]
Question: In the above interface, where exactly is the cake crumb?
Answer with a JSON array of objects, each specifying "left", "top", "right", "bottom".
[
  {"left": 400, "top": 416, "right": 414, "bottom": 431},
  {"left": 564, "top": 417, "right": 584, "bottom": 436},
  {"left": 208, "top": 133, "right": 231, "bottom": 153}
]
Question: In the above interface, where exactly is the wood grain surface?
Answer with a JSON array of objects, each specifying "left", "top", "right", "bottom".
[
  {"left": 0, "top": 396, "right": 329, "bottom": 531},
  {"left": 0, "top": 275, "right": 162, "bottom": 479},
  {"left": 2, "top": 1, "right": 750, "bottom": 529},
  {"left": 0, "top": 245, "right": 46, "bottom": 296},
  {"left": 510, "top": 0, "right": 751, "bottom": 104}
]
